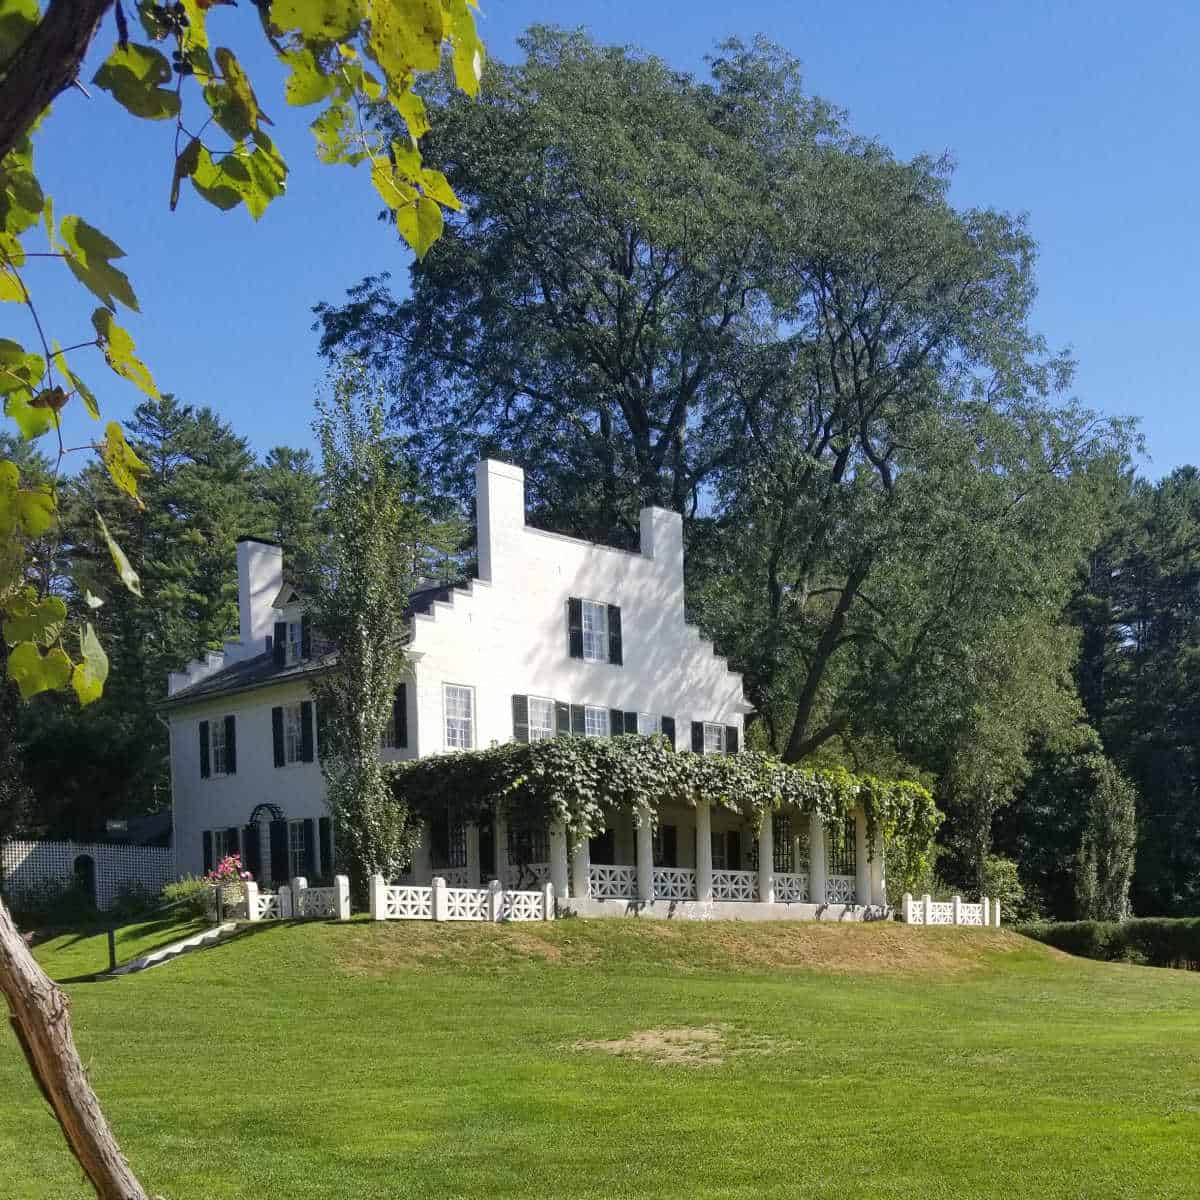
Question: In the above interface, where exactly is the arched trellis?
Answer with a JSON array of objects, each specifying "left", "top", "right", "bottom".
[{"left": 248, "top": 802, "right": 285, "bottom": 824}]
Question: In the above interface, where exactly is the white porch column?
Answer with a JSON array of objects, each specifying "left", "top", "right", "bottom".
[
  {"left": 695, "top": 800, "right": 713, "bottom": 903},
  {"left": 493, "top": 812, "right": 508, "bottom": 884},
  {"left": 549, "top": 820, "right": 570, "bottom": 910},
  {"left": 413, "top": 821, "right": 433, "bottom": 883},
  {"left": 570, "top": 835, "right": 590, "bottom": 900},
  {"left": 635, "top": 814, "right": 655, "bottom": 904},
  {"left": 869, "top": 829, "right": 887, "bottom": 906},
  {"left": 757, "top": 815, "right": 775, "bottom": 904},
  {"left": 465, "top": 822, "right": 481, "bottom": 887},
  {"left": 854, "top": 810, "right": 871, "bottom": 906},
  {"left": 808, "top": 811, "right": 827, "bottom": 905}
]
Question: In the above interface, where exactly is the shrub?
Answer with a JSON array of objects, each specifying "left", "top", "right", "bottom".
[
  {"left": 107, "top": 881, "right": 158, "bottom": 920},
  {"left": 980, "top": 855, "right": 1035, "bottom": 921},
  {"left": 5, "top": 875, "right": 98, "bottom": 927},
  {"left": 161, "top": 875, "right": 212, "bottom": 920},
  {"left": 1020, "top": 917, "right": 1200, "bottom": 970}
]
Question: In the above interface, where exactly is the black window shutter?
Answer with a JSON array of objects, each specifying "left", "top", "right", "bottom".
[
  {"left": 304, "top": 818, "right": 318, "bottom": 878},
  {"left": 567, "top": 597, "right": 584, "bottom": 658},
  {"left": 395, "top": 683, "right": 408, "bottom": 748},
  {"left": 691, "top": 721, "right": 705, "bottom": 753},
  {"left": 315, "top": 703, "right": 327, "bottom": 760},
  {"left": 242, "top": 824, "right": 261, "bottom": 878},
  {"left": 609, "top": 708, "right": 624, "bottom": 736},
  {"left": 300, "top": 701, "right": 315, "bottom": 762},
  {"left": 512, "top": 694, "right": 530, "bottom": 742},
  {"left": 273, "top": 621, "right": 287, "bottom": 667},
  {"left": 319, "top": 817, "right": 333, "bottom": 878},
  {"left": 607, "top": 604, "right": 623, "bottom": 665},
  {"left": 663, "top": 825, "right": 677, "bottom": 869},
  {"left": 725, "top": 724, "right": 739, "bottom": 755},
  {"left": 624, "top": 711, "right": 638, "bottom": 734},
  {"left": 555, "top": 701, "right": 571, "bottom": 736},
  {"left": 570, "top": 704, "right": 586, "bottom": 735},
  {"left": 300, "top": 613, "right": 312, "bottom": 659},
  {"left": 661, "top": 716, "right": 676, "bottom": 748},
  {"left": 224, "top": 714, "right": 237, "bottom": 775},
  {"left": 199, "top": 720, "right": 210, "bottom": 778},
  {"left": 225, "top": 827, "right": 240, "bottom": 861},
  {"left": 269, "top": 819, "right": 289, "bottom": 882},
  {"left": 202, "top": 830, "right": 213, "bottom": 873},
  {"left": 272, "top": 706, "right": 285, "bottom": 767}
]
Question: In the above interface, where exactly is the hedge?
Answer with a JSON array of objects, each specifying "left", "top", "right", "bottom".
[
  {"left": 386, "top": 735, "right": 942, "bottom": 890},
  {"left": 1019, "top": 918, "right": 1200, "bottom": 971}
]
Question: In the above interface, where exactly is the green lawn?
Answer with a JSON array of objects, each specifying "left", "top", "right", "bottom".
[{"left": 3, "top": 918, "right": 1198, "bottom": 1199}]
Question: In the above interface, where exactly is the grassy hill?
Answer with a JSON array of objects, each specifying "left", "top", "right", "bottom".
[{"left": 3, "top": 918, "right": 1198, "bottom": 1199}]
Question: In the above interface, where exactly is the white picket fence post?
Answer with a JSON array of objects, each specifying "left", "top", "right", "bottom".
[
  {"left": 487, "top": 879, "right": 503, "bottom": 923},
  {"left": 278, "top": 883, "right": 293, "bottom": 918},
  {"left": 244, "top": 880, "right": 260, "bottom": 922},
  {"left": 431, "top": 876, "right": 447, "bottom": 922},
  {"left": 291, "top": 877, "right": 308, "bottom": 919},
  {"left": 333, "top": 875, "right": 351, "bottom": 920},
  {"left": 902, "top": 892, "right": 914, "bottom": 923},
  {"left": 982, "top": 896, "right": 991, "bottom": 927},
  {"left": 542, "top": 881, "right": 555, "bottom": 921},
  {"left": 952, "top": 895, "right": 962, "bottom": 925},
  {"left": 922, "top": 893, "right": 933, "bottom": 925},
  {"left": 369, "top": 874, "right": 386, "bottom": 920},
  {"left": 993, "top": 898, "right": 1002, "bottom": 927}
]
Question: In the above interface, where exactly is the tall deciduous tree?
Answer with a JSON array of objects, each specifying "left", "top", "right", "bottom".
[{"left": 1075, "top": 755, "right": 1138, "bottom": 922}]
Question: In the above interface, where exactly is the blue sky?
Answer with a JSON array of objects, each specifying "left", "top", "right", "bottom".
[{"left": 19, "top": 0, "right": 1199, "bottom": 476}]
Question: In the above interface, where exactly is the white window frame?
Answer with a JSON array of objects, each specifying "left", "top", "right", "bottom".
[
  {"left": 444, "top": 684, "right": 475, "bottom": 750},
  {"left": 286, "top": 620, "right": 303, "bottom": 664},
  {"left": 528, "top": 696, "right": 555, "bottom": 742},
  {"left": 703, "top": 722, "right": 726, "bottom": 755},
  {"left": 637, "top": 713, "right": 659, "bottom": 736},
  {"left": 583, "top": 705, "right": 609, "bottom": 738},
  {"left": 380, "top": 712, "right": 398, "bottom": 749},
  {"left": 283, "top": 703, "right": 304, "bottom": 765},
  {"left": 581, "top": 599, "right": 609, "bottom": 663},
  {"left": 209, "top": 718, "right": 229, "bottom": 777},
  {"left": 288, "top": 820, "right": 308, "bottom": 879}
]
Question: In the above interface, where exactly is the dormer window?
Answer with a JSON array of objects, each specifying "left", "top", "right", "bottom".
[
  {"left": 567, "top": 597, "right": 623, "bottom": 665},
  {"left": 273, "top": 614, "right": 310, "bottom": 667},
  {"left": 287, "top": 621, "right": 303, "bottom": 664}
]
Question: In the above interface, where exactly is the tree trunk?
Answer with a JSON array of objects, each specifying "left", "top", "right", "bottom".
[
  {"left": 0, "top": 896, "right": 149, "bottom": 1200},
  {"left": 0, "top": 0, "right": 114, "bottom": 164}
]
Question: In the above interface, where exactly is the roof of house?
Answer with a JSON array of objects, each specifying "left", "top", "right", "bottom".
[{"left": 161, "top": 581, "right": 461, "bottom": 709}]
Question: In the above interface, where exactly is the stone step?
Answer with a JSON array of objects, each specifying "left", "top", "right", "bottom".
[{"left": 108, "top": 922, "right": 239, "bottom": 975}]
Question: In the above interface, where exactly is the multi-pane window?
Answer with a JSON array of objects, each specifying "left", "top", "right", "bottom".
[
  {"left": 711, "top": 832, "right": 726, "bottom": 870},
  {"left": 210, "top": 719, "right": 228, "bottom": 776},
  {"left": 287, "top": 621, "right": 303, "bottom": 664},
  {"left": 581, "top": 600, "right": 608, "bottom": 662},
  {"left": 288, "top": 821, "right": 308, "bottom": 878},
  {"left": 703, "top": 723, "right": 726, "bottom": 755},
  {"left": 380, "top": 712, "right": 398, "bottom": 749},
  {"left": 583, "top": 705, "right": 609, "bottom": 738},
  {"left": 637, "top": 713, "right": 659, "bottom": 736},
  {"left": 772, "top": 814, "right": 792, "bottom": 873},
  {"left": 283, "top": 703, "right": 304, "bottom": 764},
  {"left": 444, "top": 684, "right": 475, "bottom": 750},
  {"left": 528, "top": 696, "right": 555, "bottom": 741},
  {"left": 828, "top": 816, "right": 858, "bottom": 876}
]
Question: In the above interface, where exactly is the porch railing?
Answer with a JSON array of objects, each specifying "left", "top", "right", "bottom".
[
  {"left": 825, "top": 875, "right": 856, "bottom": 904},
  {"left": 652, "top": 867, "right": 696, "bottom": 901},
  {"left": 775, "top": 872, "right": 809, "bottom": 903},
  {"left": 589, "top": 864, "right": 637, "bottom": 900},
  {"left": 502, "top": 862, "right": 550, "bottom": 890},
  {"left": 712, "top": 869, "right": 757, "bottom": 901}
]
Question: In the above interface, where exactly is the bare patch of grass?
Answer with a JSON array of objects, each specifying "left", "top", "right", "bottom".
[{"left": 576, "top": 1025, "right": 727, "bottom": 1067}]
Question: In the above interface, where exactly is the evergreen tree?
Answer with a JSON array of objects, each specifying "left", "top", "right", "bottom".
[
  {"left": 254, "top": 446, "right": 323, "bottom": 588},
  {"left": 1076, "top": 756, "right": 1138, "bottom": 921}
]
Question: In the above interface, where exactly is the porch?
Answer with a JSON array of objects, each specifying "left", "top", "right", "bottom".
[{"left": 408, "top": 802, "right": 888, "bottom": 921}]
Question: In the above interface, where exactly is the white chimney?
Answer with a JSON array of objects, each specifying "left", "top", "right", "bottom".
[
  {"left": 475, "top": 460, "right": 525, "bottom": 582},
  {"left": 236, "top": 538, "right": 284, "bottom": 658}
]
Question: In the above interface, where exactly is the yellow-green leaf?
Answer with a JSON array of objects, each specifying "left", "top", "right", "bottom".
[
  {"left": 101, "top": 420, "right": 149, "bottom": 507},
  {"left": 7, "top": 641, "right": 72, "bottom": 700},
  {"left": 71, "top": 622, "right": 109, "bottom": 706},
  {"left": 371, "top": 159, "right": 416, "bottom": 210},
  {"left": 3, "top": 586, "right": 67, "bottom": 646},
  {"left": 0, "top": 262, "right": 23, "bottom": 301},
  {"left": 190, "top": 145, "right": 243, "bottom": 211},
  {"left": 366, "top": 0, "right": 443, "bottom": 84},
  {"left": 395, "top": 194, "right": 443, "bottom": 259},
  {"left": 170, "top": 137, "right": 203, "bottom": 212},
  {"left": 54, "top": 339, "right": 101, "bottom": 419},
  {"left": 203, "top": 46, "right": 269, "bottom": 141},
  {"left": 91, "top": 308, "right": 159, "bottom": 398},
  {"left": 0, "top": 338, "right": 43, "bottom": 396},
  {"left": 61, "top": 216, "right": 139, "bottom": 312},
  {"left": 392, "top": 88, "right": 429, "bottom": 139},
  {"left": 0, "top": 133, "right": 44, "bottom": 238},
  {"left": 270, "top": 0, "right": 362, "bottom": 40},
  {"left": 93, "top": 43, "right": 181, "bottom": 121},
  {"left": 96, "top": 510, "right": 142, "bottom": 597},
  {"left": 446, "top": 0, "right": 484, "bottom": 97},
  {"left": 0, "top": 0, "right": 39, "bottom": 66},
  {"left": 419, "top": 167, "right": 461, "bottom": 211},
  {"left": 282, "top": 47, "right": 336, "bottom": 106},
  {"left": 0, "top": 461, "right": 55, "bottom": 539}
]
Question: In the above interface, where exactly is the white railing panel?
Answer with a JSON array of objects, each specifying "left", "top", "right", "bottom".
[
  {"left": 589, "top": 864, "right": 637, "bottom": 900},
  {"left": 254, "top": 892, "right": 282, "bottom": 920},
  {"left": 825, "top": 875, "right": 856, "bottom": 904},
  {"left": 384, "top": 885, "right": 433, "bottom": 920},
  {"left": 928, "top": 901, "right": 955, "bottom": 925},
  {"left": 712, "top": 869, "right": 757, "bottom": 901},
  {"left": 652, "top": 867, "right": 696, "bottom": 901},
  {"left": 500, "top": 890, "right": 545, "bottom": 922},
  {"left": 775, "top": 872, "right": 809, "bottom": 903},
  {"left": 444, "top": 887, "right": 489, "bottom": 921},
  {"left": 296, "top": 887, "right": 339, "bottom": 919},
  {"left": 959, "top": 903, "right": 984, "bottom": 926}
]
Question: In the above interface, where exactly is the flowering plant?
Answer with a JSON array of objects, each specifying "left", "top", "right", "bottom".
[{"left": 203, "top": 854, "right": 253, "bottom": 885}]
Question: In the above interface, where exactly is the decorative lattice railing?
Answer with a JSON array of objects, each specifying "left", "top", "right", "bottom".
[
  {"left": 712, "top": 869, "right": 757, "bottom": 901},
  {"left": 295, "top": 886, "right": 340, "bottom": 920},
  {"left": 370, "top": 875, "right": 553, "bottom": 923},
  {"left": 383, "top": 885, "right": 433, "bottom": 920},
  {"left": 589, "top": 864, "right": 637, "bottom": 900},
  {"left": 502, "top": 862, "right": 550, "bottom": 890},
  {"left": 652, "top": 867, "right": 696, "bottom": 901},
  {"left": 902, "top": 894, "right": 1001, "bottom": 927},
  {"left": 774, "top": 872, "right": 809, "bottom": 903},
  {"left": 245, "top": 877, "right": 350, "bottom": 922},
  {"left": 500, "top": 888, "right": 547, "bottom": 921},
  {"left": 825, "top": 875, "right": 856, "bottom": 904}
]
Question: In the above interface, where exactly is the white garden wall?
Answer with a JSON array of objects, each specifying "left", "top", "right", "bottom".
[{"left": 1, "top": 839, "right": 175, "bottom": 911}]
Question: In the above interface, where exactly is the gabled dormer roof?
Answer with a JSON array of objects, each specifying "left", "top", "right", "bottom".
[{"left": 271, "top": 583, "right": 304, "bottom": 609}]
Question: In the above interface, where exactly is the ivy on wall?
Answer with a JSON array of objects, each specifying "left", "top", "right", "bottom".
[{"left": 387, "top": 736, "right": 942, "bottom": 886}]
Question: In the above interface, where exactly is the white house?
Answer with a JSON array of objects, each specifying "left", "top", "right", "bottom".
[{"left": 165, "top": 460, "right": 884, "bottom": 919}]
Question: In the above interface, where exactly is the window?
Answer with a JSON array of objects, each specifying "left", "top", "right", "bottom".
[
  {"left": 828, "top": 816, "right": 857, "bottom": 876},
  {"left": 637, "top": 713, "right": 659, "bottom": 736},
  {"left": 711, "top": 831, "right": 726, "bottom": 870},
  {"left": 282, "top": 703, "right": 304, "bottom": 764},
  {"left": 380, "top": 713, "right": 398, "bottom": 749},
  {"left": 288, "top": 821, "right": 308, "bottom": 878},
  {"left": 703, "top": 723, "right": 726, "bottom": 755},
  {"left": 773, "top": 814, "right": 793, "bottom": 873},
  {"left": 444, "top": 684, "right": 475, "bottom": 750},
  {"left": 581, "top": 600, "right": 608, "bottom": 662},
  {"left": 287, "top": 621, "right": 303, "bottom": 664},
  {"left": 210, "top": 719, "right": 228, "bottom": 776},
  {"left": 583, "top": 705, "right": 609, "bottom": 738},
  {"left": 529, "top": 696, "right": 555, "bottom": 741}
]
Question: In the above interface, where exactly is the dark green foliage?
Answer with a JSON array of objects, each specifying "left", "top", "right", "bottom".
[{"left": 1021, "top": 918, "right": 1200, "bottom": 971}]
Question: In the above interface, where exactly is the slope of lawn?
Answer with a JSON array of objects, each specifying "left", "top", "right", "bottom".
[{"left": 2, "top": 917, "right": 1198, "bottom": 1199}]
